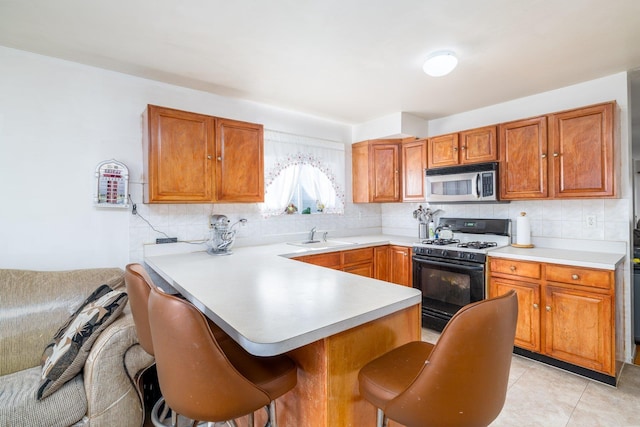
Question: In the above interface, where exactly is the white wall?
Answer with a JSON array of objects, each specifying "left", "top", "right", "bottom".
[{"left": 0, "top": 46, "right": 380, "bottom": 270}]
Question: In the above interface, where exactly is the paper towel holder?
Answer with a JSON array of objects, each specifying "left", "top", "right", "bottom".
[{"left": 512, "top": 211, "right": 534, "bottom": 248}]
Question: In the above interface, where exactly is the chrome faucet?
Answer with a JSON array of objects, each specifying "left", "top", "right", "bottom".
[{"left": 308, "top": 226, "right": 317, "bottom": 242}]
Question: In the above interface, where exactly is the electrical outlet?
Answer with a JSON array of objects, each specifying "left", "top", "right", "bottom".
[
  {"left": 156, "top": 237, "right": 178, "bottom": 244},
  {"left": 585, "top": 215, "right": 596, "bottom": 229}
]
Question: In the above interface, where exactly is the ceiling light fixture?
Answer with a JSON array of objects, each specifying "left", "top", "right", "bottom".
[{"left": 422, "top": 51, "right": 458, "bottom": 77}]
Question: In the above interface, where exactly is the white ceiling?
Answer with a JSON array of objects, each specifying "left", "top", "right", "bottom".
[{"left": 1, "top": 0, "right": 640, "bottom": 125}]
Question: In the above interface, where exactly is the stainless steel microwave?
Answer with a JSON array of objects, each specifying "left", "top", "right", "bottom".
[{"left": 425, "top": 162, "right": 501, "bottom": 203}]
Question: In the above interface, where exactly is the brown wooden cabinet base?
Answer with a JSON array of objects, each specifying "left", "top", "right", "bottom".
[{"left": 233, "top": 304, "right": 421, "bottom": 426}]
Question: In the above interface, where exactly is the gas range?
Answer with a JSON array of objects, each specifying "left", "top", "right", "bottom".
[
  {"left": 413, "top": 218, "right": 511, "bottom": 263},
  {"left": 412, "top": 217, "right": 511, "bottom": 332}
]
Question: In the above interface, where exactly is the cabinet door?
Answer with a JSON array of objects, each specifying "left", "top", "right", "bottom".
[
  {"left": 374, "top": 246, "right": 390, "bottom": 282},
  {"left": 499, "top": 116, "right": 548, "bottom": 199},
  {"left": 548, "top": 102, "right": 615, "bottom": 198},
  {"left": 343, "top": 262, "right": 374, "bottom": 278},
  {"left": 490, "top": 278, "right": 541, "bottom": 352},
  {"left": 544, "top": 286, "right": 613, "bottom": 375},
  {"left": 352, "top": 142, "right": 370, "bottom": 203},
  {"left": 389, "top": 246, "right": 411, "bottom": 287},
  {"left": 427, "top": 133, "right": 459, "bottom": 168},
  {"left": 460, "top": 125, "right": 498, "bottom": 164},
  {"left": 369, "top": 143, "right": 400, "bottom": 202},
  {"left": 144, "top": 105, "right": 214, "bottom": 203},
  {"left": 402, "top": 139, "right": 427, "bottom": 201},
  {"left": 216, "top": 119, "right": 264, "bottom": 202}
]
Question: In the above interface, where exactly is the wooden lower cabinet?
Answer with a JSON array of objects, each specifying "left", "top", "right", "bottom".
[
  {"left": 489, "top": 277, "right": 541, "bottom": 352},
  {"left": 544, "top": 286, "right": 613, "bottom": 374},
  {"left": 294, "top": 247, "right": 374, "bottom": 277},
  {"left": 373, "top": 245, "right": 412, "bottom": 286},
  {"left": 488, "top": 257, "right": 615, "bottom": 377},
  {"left": 295, "top": 252, "right": 341, "bottom": 269},
  {"left": 388, "top": 246, "right": 412, "bottom": 287},
  {"left": 294, "top": 245, "right": 412, "bottom": 286}
]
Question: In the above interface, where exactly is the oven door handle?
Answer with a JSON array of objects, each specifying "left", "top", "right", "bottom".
[{"left": 412, "top": 256, "right": 485, "bottom": 271}]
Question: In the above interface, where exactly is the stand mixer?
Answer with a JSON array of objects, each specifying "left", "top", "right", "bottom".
[{"left": 207, "top": 215, "right": 246, "bottom": 255}]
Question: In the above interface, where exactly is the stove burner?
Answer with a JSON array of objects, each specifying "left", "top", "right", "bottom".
[
  {"left": 420, "top": 238, "right": 460, "bottom": 246},
  {"left": 457, "top": 241, "right": 499, "bottom": 250}
]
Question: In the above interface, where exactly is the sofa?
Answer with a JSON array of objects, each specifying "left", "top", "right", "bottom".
[{"left": 0, "top": 268, "right": 155, "bottom": 427}]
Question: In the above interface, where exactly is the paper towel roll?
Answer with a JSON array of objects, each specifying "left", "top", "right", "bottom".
[{"left": 516, "top": 212, "right": 531, "bottom": 246}]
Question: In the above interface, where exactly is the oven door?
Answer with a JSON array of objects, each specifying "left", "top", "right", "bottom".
[{"left": 412, "top": 255, "right": 486, "bottom": 331}]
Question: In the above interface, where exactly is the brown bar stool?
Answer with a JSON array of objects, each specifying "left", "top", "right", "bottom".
[
  {"left": 124, "top": 263, "right": 177, "bottom": 426},
  {"left": 147, "top": 284, "right": 298, "bottom": 427},
  {"left": 358, "top": 290, "right": 518, "bottom": 427}
]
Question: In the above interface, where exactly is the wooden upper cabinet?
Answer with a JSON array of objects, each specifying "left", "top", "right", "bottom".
[
  {"left": 370, "top": 142, "right": 401, "bottom": 202},
  {"left": 428, "top": 126, "right": 497, "bottom": 169},
  {"left": 548, "top": 102, "right": 615, "bottom": 198},
  {"left": 499, "top": 102, "right": 616, "bottom": 201},
  {"left": 460, "top": 125, "right": 498, "bottom": 164},
  {"left": 401, "top": 139, "right": 427, "bottom": 201},
  {"left": 352, "top": 140, "right": 401, "bottom": 203},
  {"left": 143, "top": 105, "right": 214, "bottom": 203},
  {"left": 428, "top": 133, "right": 458, "bottom": 168},
  {"left": 499, "top": 116, "right": 549, "bottom": 200},
  {"left": 143, "top": 105, "right": 264, "bottom": 203},
  {"left": 215, "top": 118, "right": 264, "bottom": 202}
]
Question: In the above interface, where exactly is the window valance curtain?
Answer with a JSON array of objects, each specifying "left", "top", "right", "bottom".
[{"left": 261, "top": 130, "right": 346, "bottom": 216}]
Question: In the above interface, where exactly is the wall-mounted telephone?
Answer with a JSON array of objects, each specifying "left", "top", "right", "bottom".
[{"left": 94, "top": 159, "right": 129, "bottom": 208}]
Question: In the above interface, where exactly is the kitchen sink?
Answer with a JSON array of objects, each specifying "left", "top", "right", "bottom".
[{"left": 287, "top": 239, "right": 356, "bottom": 249}]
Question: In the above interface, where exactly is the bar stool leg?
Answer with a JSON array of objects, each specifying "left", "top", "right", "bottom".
[
  {"left": 376, "top": 408, "right": 388, "bottom": 427},
  {"left": 268, "top": 401, "right": 278, "bottom": 427}
]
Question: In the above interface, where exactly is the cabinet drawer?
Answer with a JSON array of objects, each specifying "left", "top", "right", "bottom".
[
  {"left": 297, "top": 252, "right": 341, "bottom": 269},
  {"left": 490, "top": 258, "right": 541, "bottom": 279},
  {"left": 545, "top": 265, "right": 612, "bottom": 290},
  {"left": 343, "top": 247, "right": 374, "bottom": 266}
]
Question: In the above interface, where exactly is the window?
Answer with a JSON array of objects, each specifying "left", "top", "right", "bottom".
[{"left": 261, "top": 131, "right": 345, "bottom": 216}]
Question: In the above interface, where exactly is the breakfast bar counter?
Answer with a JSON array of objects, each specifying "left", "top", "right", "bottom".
[{"left": 145, "top": 242, "right": 421, "bottom": 426}]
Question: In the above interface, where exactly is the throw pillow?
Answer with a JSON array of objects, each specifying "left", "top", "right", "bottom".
[{"left": 37, "top": 284, "right": 128, "bottom": 400}]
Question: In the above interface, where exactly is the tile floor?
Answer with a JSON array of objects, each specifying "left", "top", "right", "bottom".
[{"left": 422, "top": 328, "right": 640, "bottom": 427}]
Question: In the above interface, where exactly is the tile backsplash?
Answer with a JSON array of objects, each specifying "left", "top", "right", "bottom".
[
  {"left": 128, "top": 183, "right": 383, "bottom": 264},
  {"left": 130, "top": 179, "right": 631, "bottom": 264},
  {"left": 381, "top": 198, "right": 631, "bottom": 243}
]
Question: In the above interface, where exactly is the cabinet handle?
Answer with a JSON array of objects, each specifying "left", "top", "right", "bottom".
[
  {"left": 217, "top": 156, "right": 222, "bottom": 161},
  {"left": 533, "top": 303, "right": 539, "bottom": 309},
  {"left": 546, "top": 306, "right": 551, "bottom": 312},
  {"left": 571, "top": 274, "right": 579, "bottom": 280},
  {"left": 461, "top": 145, "right": 466, "bottom": 150},
  {"left": 453, "top": 147, "right": 458, "bottom": 151},
  {"left": 207, "top": 155, "right": 212, "bottom": 160},
  {"left": 553, "top": 153, "right": 559, "bottom": 157},
  {"left": 509, "top": 265, "right": 516, "bottom": 272},
  {"left": 541, "top": 153, "right": 547, "bottom": 158}
]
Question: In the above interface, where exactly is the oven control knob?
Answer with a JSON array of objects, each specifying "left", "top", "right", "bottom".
[
  {"left": 468, "top": 253, "right": 475, "bottom": 260},
  {"left": 442, "top": 250, "right": 448, "bottom": 257}
]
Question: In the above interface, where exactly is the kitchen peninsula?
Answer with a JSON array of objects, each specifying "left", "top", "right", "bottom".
[{"left": 145, "top": 239, "right": 421, "bottom": 426}]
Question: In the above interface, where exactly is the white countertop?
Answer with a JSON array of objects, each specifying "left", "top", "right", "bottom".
[
  {"left": 144, "top": 235, "right": 421, "bottom": 357},
  {"left": 488, "top": 245, "right": 625, "bottom": 270}
]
